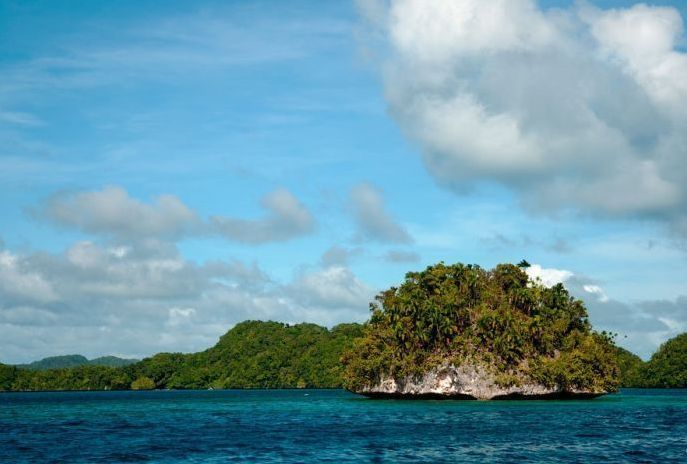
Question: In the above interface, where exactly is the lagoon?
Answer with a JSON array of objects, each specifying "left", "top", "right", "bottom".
[{"left": 1, "top": 389, "right": 685, "bottom": 463}]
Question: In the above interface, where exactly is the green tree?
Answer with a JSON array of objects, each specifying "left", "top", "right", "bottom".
[
  {"left": 343, "top": 262, "right": 619, "bottom": 393},
  {"left": 131, "top": 376, "right": 156, "bottom": 390},
  {"left": 642, "top": 333, "right": 687, "bottom": 388}
]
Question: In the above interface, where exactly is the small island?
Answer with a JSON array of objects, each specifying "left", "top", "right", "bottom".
[
  {"left": 342, "top": 262, "right": 619, "bottom": 399},
  {"left": 1, "top": 261, "right": 685, "bottom": 393}
]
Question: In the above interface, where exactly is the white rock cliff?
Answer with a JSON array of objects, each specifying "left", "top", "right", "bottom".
[{"left": 357, "top": 364, "right": 605, "bottom": 400}]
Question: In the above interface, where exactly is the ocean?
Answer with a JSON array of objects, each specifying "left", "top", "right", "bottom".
[{"left": 1, "top": 389, "right": 685, "bottom": 463}]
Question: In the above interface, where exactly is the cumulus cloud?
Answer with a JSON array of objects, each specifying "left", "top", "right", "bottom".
[
  {"left": 358, "top": 0, "right": 687, "bottom": 235},
  {"left": 287, "top": 265, "right": 376, "bottom": 322},
  {"left": 0, "top": 250, "right": 57, "bottom": 304},
  {"left": 41, "top": 186, "right": 201, "bottom": 242},
  {"left": 39, "top": 186, "right": 315, "bottom": 245},
  {"left": 0, "top": 241, "right": 373, "bottom": 363},
  {"left": 526, "top": 263, "right": 686, "bottom": 358},
  {"left": 211, "top": 188, "right": 315, "bottom": 244},
  {"left": 350, "top": 182, "right": 413, "bottom": 243}
]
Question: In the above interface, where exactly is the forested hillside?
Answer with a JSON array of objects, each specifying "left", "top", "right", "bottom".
[{"left": 0, "top": 321, "right": 363, "bottom": 391}]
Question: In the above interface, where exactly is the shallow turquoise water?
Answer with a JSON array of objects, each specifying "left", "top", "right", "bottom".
[{"left": 1, "top": 389, "right": 685, "bottom": 463}]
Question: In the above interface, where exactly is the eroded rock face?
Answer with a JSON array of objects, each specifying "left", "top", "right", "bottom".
[{"left": 356, "top": 364, "right": 605, "bottom": 400}]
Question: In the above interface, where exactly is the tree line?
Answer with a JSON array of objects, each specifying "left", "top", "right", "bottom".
[
  {"left": 0, "top": 263, "right": 685, "bottom": 392},
  {"left": 0, "top": 321, "right": 363, "bottom": 392}
]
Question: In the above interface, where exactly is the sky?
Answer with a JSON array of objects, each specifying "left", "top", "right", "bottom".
[{"left": 1, "top": 0, "right": 686, "bottom": 363}]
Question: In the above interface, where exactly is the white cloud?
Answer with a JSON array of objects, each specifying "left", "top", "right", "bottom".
[
  {"left": 40, "top": 186, "right": 315, "bottom": 245},
  {"left": 288, "top": 265, "right": 375, "bottom": 313},
  {"left": 211, "top": 188, "right": 315, "bottom": 244},
  {"left": 387, "top": 0, "right": 557, "bottom": 60},
  {"left": 525, "top": 263, "right": 573, "bottom": 288},
  {"left": 582, "top": 284, "right": 609, "bottom": 303},
  {"left": 359, "top": 0, "right": 687, "bottom": 235},
  {"left": 0, "top": 240, "right": 374, "bottom": 363},
  {"left": 583, "top": 3, "right": 687, "bottom": 109},
  {"left": 350, "top": 182, "right": 413, "bottom": 243},
  {"left": 525, "top": 262, "right": 685, "bottom": 358},
  {"left": 0, "top": 250, "right": 57, "bottom": 304},
  {"left": 41, "top": 186, "right": 201, "bottom": 241},
  {"left": 166, "top": 307, "right": 197, "bottom": 328}
]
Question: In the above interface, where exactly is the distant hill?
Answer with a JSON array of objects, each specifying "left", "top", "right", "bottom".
[
  {"left": 642, "top": 333, "right": 687, "bottom": 388},
  {"left": 615, "top": 347, "right": 646, "bottom": 388},
  {"left": 16, "top": 354, "right": 139, "bottom": 370},
  {"left": 130, "top": 321, "right": 365, "bottom": 390},
  {"left": 0, "top": 321, "right": 363, "bottom": 391}
]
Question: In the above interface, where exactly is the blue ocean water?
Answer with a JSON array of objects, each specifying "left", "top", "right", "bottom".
[{"left": 1, "top": 389, "right": 685, "bottom": 463}]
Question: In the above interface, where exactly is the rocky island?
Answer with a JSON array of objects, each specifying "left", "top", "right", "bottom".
[{"left": 342, "top": 262, "right": 619, "bottom": 399}]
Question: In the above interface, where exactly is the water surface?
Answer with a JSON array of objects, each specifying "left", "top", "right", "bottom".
[{"left": 1, "top": 389, "right": 685, "bottom": 463}]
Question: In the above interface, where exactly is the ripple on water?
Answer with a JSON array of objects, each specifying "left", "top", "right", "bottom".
[{"left": 0, "top": 389, "right": 686, "bottom": 463}]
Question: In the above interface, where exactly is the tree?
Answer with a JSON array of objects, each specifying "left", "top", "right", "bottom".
[
  {"left": 643, "top": 333, "right": 687, "bottom": 388},
  {"left": 343, "top": 262, "right": 619, "bottom": 393},
  {"left": 131, "top": 376, "right": 156, "bottom": 390}
]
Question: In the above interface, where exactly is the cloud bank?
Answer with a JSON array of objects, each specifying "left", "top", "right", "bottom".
[
  {"left": 0, "top": 186, "right": 361, "bottom": 362},
  {"left": 359, "top": 0, "right": 687, "bottom": 236},
  {"left": 0, "top": 242, "right": 374, "bottom": 363}
]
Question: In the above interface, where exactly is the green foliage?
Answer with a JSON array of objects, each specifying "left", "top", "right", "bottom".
[
  {"left": 88, "top": 356, "right": 140, "bottom": 368},
  {"left": 179, "top": 321, "right": 364, "bottom": 389},
  {"left": 6, "top": 365, "right": 131, "bottom": 391},
  {"left": 131, "top": 376, "right": 156, "bottom": 390},
  {"left": 343, "top": 262, "right": 620, "bottom": 393},
  {"left": 0, "top": 321, "right": 363, "bottom": 392},
  {"left": 0, "top": 364, "right": 19, "bottom": 391},
  {"left": 607, "top": 334, "right": 687, "bottom": 388},
  {"left": 530, "top": 332, "right": 620, "bottom": 391},
  {"left": 615, "top": 347, "right": 647, "bottom": 387},
  {"left": 641, "top": 333, "right": 687, "bottom": 388},
  {"left": 16, "top": 354, "right": 139, "bottom": 370}
]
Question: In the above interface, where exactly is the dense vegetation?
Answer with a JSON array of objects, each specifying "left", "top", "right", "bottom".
[
  {"left": 0, "top": 321, "right": 362, "bottom": 392},
  {"left": 342, "top": 262, "right": 620, "bottom": 393},
  {"left": 16, "top": 354, "right": 138, "bottom": 370},
  {"left": 0, "top": 275, "right": 684, "bottom": 392},
  {"left": 639, "top": 333, "right": 687, "bottom": 388},
  {"left": 615, "top": 347, "right": 646, "bottom": 388},
  {"left": 609, "top": 336, "right": 687, "bottom": 388}
]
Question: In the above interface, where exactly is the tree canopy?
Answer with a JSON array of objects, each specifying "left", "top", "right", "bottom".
[
  {"left": 0, "top": 321, "right": 363, "bottom": 392},
  {"left": 342, "top": 262, "right": 620, "bottom": 393},
  {"left": 641, "top": 333, "right": 687, "bottom": 388}
]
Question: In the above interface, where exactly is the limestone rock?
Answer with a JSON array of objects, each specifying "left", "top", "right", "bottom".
[{"left": 356, "top": 364, "right": 605, "bottom": 400}]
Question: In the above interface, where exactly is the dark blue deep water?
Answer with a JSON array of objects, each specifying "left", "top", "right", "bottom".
[{"left": 1, "top": 389, "right": 686, "bottom": 463}]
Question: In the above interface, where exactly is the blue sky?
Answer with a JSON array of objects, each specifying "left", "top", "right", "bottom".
[{"left": 1, "top": 0, "right": 686, "bottom": 362}]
